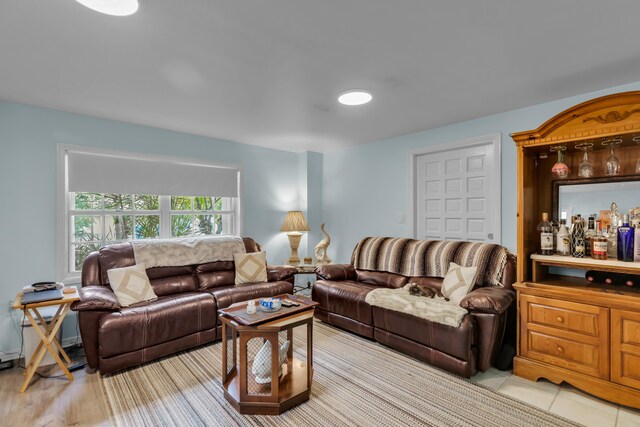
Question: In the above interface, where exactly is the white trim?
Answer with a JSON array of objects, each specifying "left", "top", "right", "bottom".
[
  {"left": 57, "top": 144, "right": 243, "bottom": 284},
  {"left": 409, "top": 133, "right": 501, "bottom": 244},
  {"left": 57, "top": 146, "right": 74, "bottom": 283}
]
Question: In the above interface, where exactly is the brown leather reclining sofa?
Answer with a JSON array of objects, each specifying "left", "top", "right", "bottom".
[
  {"left": 312, "top": 237, "right": 516, "bottom": 378},
  {"left": 71, "top": 237, "right": 296, "bottom": 374}
]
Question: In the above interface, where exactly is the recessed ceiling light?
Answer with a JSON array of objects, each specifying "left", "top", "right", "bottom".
[
  {"left": 338, "top": 90, "right": 373, "bottom": 106},
  {"left": 75, "top": 0, "right": 139, "bottom": 16}
]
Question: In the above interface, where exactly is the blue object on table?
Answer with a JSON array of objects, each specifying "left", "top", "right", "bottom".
[{"left": 259, "top": 297, "right": 282, "bottom": 312}]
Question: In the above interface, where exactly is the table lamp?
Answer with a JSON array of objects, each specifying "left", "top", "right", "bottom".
[{"left": 280, "top": 211, "right": 310, "bottom": 265}]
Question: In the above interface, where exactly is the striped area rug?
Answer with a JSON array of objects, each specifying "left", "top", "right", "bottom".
[{"left": 100, "top": 321, "right": 579, "bottom": 427}]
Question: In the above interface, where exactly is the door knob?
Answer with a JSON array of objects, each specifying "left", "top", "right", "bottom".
[{"left": 487, "top": 233, "right": 494, "bottom": 239}]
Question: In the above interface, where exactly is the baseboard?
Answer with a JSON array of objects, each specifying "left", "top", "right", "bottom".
[{"left": 62, "top": 335, "right": 83, "bottom": 348}]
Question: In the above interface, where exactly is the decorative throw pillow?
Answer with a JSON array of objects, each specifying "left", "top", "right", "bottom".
[
  {"left": 234, "top": 251, "right": 268, "bottom": 285},
  {"left": 441, "top": 262, "right": 478, "bottom": 305},
  {"left": 107, "top": 263, "right": 157, "bottom": 307}
]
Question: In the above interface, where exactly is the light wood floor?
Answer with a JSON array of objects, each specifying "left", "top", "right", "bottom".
[
  {"left": 3, "top": 355, "right": 640, "bottom": 427},
  {"left": 0, "top": 364, "right": 110, "bottom": 427}
]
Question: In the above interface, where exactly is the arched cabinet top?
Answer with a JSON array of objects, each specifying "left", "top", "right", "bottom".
[{"left": 511, "top": 91, "right": 640, "bottom": 147}]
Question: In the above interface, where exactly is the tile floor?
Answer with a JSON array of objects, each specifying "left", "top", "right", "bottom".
[
  {"left": 299, "top": 283, "right": 640, "bottom": 426},
  {"left": 470, "top": 368, "right": 640, "bottom": 427}
]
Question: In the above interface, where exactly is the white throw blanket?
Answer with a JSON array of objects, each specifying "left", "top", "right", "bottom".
[
  {"left": 131, "top": 235, "right": 246, "bottom": 268},
  {"left": 365, "top": 285, "right": 468, "bottom": 327}
]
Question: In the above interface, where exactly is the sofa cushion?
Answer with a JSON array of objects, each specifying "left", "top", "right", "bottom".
[
  {"left": 99, "top": 242, "right": 136, "bottom": 285},
  {"left": 353, "top": 237, "right": 510, "bottom": 287},
  {"left": 149, "top": 274, "right": 198, "bottom": 296},
  {"left": 312, "top": 280, "right": 377, "bottom": 326},
  {"left": 107, "top": 263, "right": 157, "bottom": 307},
  {"left": 195, "top": 261, "right": 236, "bottom": 290},
  {"left": 372, "top": 306, "right": 476, "bottom": 361},
  {"left": 233, "top": 251, "right": 268, "bottom": 285},
  {"left": 147, "top": 265, "right": 195, "bottom": 281},
  {"left": 210, "top": 281, "right": 293, "bottom": 314},
  {"left": 356, "top": 270, "right": 408, "bottom": 288},
  {"left": 197, "top": 270, "right": 236, "bottom": 290},
  {"left": 98, "top": 292, "right": 216, "bottom": 358},
  {"left": 316, "top": 264, "right": 356, "bottom": 281},
  {"left": 441, "top": 262, "right": 478, "bottom": 304}
]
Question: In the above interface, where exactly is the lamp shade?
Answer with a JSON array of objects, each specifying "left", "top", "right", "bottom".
[{"left": 280, "top": 211, "right": 310, "bottom": 232}]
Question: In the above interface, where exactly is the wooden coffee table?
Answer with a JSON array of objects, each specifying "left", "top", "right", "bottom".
[{"left": 218, "top": 294, "right": 318, "bottom": 415}]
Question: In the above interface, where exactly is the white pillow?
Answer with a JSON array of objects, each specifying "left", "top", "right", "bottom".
[
  {"left": 441, "top": 262, "right": 478, "bottom": 305},
  {"left": 107, "top": 263, "right": 157, "bottom": 307},
  {"left": 234, "top": 251, "right": 268, "bottom": 285}
]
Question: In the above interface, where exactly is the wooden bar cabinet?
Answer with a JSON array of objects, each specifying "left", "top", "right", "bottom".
[{"left": 511, "top": 91, "right": 640, "bottom": 408}]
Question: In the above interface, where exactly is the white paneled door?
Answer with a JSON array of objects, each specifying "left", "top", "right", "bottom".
[{"left": 412, "top": 134, "right": 500, "bottom": 243}]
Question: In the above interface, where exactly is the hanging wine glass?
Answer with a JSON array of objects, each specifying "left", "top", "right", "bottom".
[
  {"left": 575, "top": 142, "right": 594, "bottom": 178},
  {"left": 602, "top": 138, "right": 622, "bottom": 176},
  {"left": 633, "top": 135, "right": 640, "bottom": 174},
  {"left": 550, "top": 145, "right": 570, "bottom": 179}
]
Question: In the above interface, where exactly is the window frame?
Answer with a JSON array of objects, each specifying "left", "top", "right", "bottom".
[{"left": 57, "top": 144, "right": 242, "bottom": 284}]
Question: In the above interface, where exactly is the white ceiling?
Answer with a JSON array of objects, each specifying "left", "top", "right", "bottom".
[{"left": 2, "top": 1, "right": 640, "bottom": 153}]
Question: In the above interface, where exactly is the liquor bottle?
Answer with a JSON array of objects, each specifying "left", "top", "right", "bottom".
[
  {"left": 584, "top": 216, "right": 596, "bottom": 257},
  {"left": 617, "top": 215, "right": 635, "bottom": 262},
  {"left": 550, "top": 218, "right": 559, "bottom": 252},
  {"left": 607, "top": 222, "right": 618, "bottom": 259},
  {"left": 571, "top": 216, "right": 586, "bottom": 258},
  {"left": 569, "top": 214, "right": 584, "bottom": 256},
  {"left": 590, "top": 223, "right": 608, "bottom": 260},
  {"left": 537, "top": 212, "right": 554, "bottom": 255},
  {"left": 556, "top": 216, "right": 571, "bottom": 256}
]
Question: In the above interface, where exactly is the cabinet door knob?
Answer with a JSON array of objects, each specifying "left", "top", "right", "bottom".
[
  {"left": 556, "top": 316, "right": 564, "bottom": 323},
  {"left": 556, "top": 346, "right": 564, "bottom": 353}
]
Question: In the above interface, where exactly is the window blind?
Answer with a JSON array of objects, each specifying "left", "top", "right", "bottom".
[{"left": 67, "top": 149, "right": 239, "bottom": 197}]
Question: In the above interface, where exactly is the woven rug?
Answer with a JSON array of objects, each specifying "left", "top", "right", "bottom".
[{"left": 99, "top": 321, "right": 579, "bottom": 427}]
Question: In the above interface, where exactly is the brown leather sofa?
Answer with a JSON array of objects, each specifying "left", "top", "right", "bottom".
[
  {"left": 71, "top": 237, "right": 296, "bottom": 374},
  {"left": 312, "top": 238, "right": 516, "bottom": 378}
]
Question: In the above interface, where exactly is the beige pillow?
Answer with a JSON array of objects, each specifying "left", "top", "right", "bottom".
[
  {"left": 107, "top": 263, "right": 157, "bottom": 307},
  {"left": 234, "top": 251, "right": 268, "bottom": 285},
  {"left": 441, "top": 262, "right": 478, "bottom": 305}
]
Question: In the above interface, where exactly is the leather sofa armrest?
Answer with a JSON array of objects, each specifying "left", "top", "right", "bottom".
[
  {"left": 459, "top": 287, "right": 515, "bottom": 314},
  {"left": 71, "top": 286, "right": 121, "bottom": 312},
  {"left": 315, "top": 264, "right": 356, "bottom": 281},
  {"left": 267, "top": 265, "right": 297, "bottom": 282}
]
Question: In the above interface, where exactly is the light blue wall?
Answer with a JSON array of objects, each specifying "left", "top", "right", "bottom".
[
  {"left": 0, "top": 101, "right": 302, "bottom": 355},
  {"left": 322, "top": 80, "right": 640, "bottom": 264},
  {"left": 4, "top": 79, "right": 640, "bottom": 356}
]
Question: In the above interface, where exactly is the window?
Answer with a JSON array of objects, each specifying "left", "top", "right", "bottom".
[{"left": 58, "top": 145, "right": 241, "bottom": 282}]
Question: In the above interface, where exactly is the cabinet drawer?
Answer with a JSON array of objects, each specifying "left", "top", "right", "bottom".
[
  {"left": 523, "top": 295, "right": 603, "bottom": 338},
  {"left": 520, "top": 294, "right": 609, "bottom": 379},
  {"left": 612, "top": 309, "right": 640, "bottom": 389},
  {"left": 523, "top": 330, "right": 607, "bottom": 378}
]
